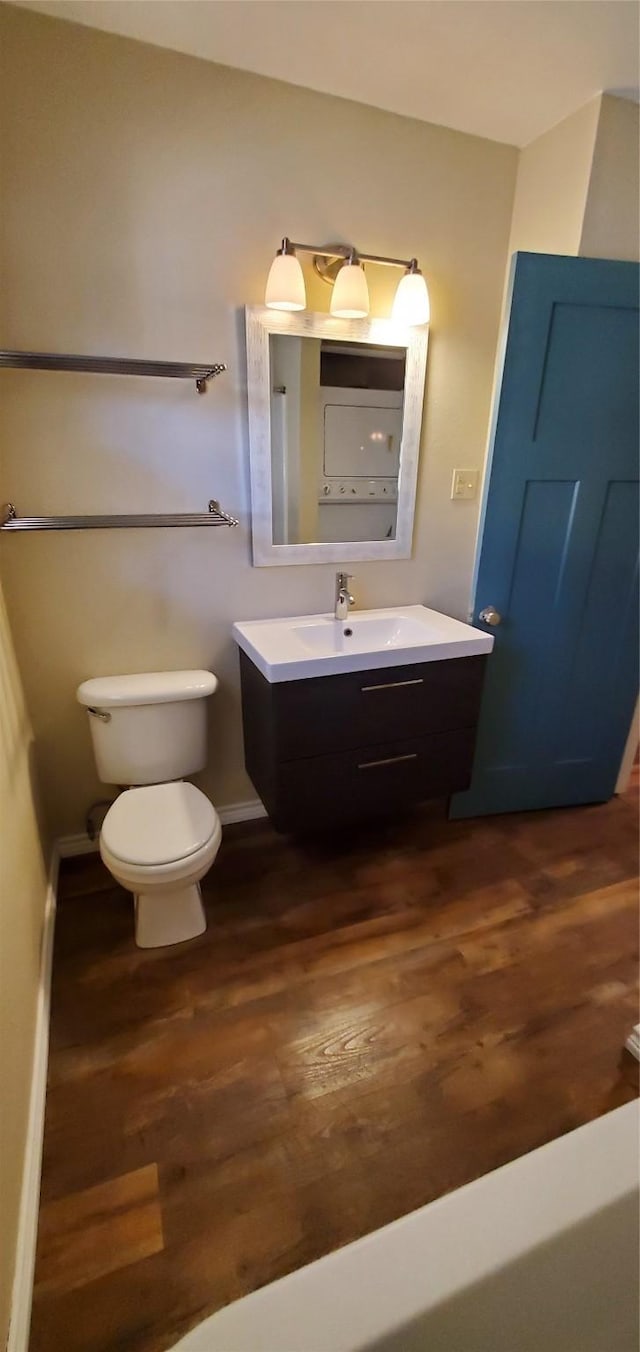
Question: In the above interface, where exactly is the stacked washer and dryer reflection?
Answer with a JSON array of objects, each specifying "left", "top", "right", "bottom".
[
  {"left": 317, "top": 385, "right": 402, "bottom": 542},
  {"left": 316, "top": 342, "right": 404, "bottom": 544}
]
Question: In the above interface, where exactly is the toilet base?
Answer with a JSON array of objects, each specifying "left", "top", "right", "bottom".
[{"left": 135, "top": 882, "right": 206, "bottom": 949}]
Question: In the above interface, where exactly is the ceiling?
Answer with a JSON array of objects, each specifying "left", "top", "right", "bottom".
[{"left": 17, "top": 0, "right": 640, "bottom": 147}]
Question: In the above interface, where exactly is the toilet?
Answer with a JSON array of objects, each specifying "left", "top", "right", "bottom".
[{"left": 76, "top": 670, "right": 221, "bottom": 948}]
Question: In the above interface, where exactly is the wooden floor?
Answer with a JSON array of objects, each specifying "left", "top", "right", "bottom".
[{"left": 31, "top": 784, "right": 639, "bottom": 1352}]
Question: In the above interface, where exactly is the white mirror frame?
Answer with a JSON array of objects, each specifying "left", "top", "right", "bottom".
[{"left": 245, "top": 305, "right": 428, "bottom": 566}]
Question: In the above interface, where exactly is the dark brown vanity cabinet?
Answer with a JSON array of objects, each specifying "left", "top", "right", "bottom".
[{"left": 238, "top": 651, "right": 488, "bottom": 832}]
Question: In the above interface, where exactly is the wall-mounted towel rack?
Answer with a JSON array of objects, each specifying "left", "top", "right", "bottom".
[
  {"left": 1, "top": 500, "right": 238, "bottom": 532},
  {"left": 0, "top": 350, "right": 226, "bottom": 394}
]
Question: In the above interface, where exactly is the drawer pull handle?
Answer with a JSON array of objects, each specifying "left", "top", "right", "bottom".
[
  {"left": 361, "top": 678, "right": 424, "bottom": 693},
  {"left": 358, "top": 752, "right": 418, "bottom": 770}
]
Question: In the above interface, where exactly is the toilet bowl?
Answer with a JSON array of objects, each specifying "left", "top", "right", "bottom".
[
  {"left": 99, "top": 781, "right": 222, "bottom": 948},
  {"left": 77, "top": 668, "right": 220, "bottom": 949}
]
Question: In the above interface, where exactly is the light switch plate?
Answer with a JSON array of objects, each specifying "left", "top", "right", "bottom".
[{"left": 451, "top": 468, "right": 479, "bottom": 500}]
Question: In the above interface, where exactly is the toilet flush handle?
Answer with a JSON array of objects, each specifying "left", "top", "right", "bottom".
[{"left": 87, "top": 706, "right": 111, "bottom": 723}]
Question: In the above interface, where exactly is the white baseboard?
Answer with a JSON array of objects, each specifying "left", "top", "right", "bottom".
[
  {"left": 8, "top": 847, "right": 58, "bottom": 1352},
  {"left": 57, "top": 831, "right": 99, "bottom": 857},
  {"left": 625, "top": 1025, "right": 640, "bottom": 1061},
  {"left": 8, "top": 796, "right": 267, "bottom": 1342},
  {"left": 615, "top": 695, "right": 639, "bottom": 793},
  {"left": 7, "top": 794, "right": 267, "bottom": 1345},
  {"left": 217, "top": 798, "right": 267, "bottom": 826},
  {"left": 56, "top": 797, "right": 267, "bottom": 859}
]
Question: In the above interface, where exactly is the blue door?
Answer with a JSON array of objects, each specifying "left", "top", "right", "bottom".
[{"left": 452, "top": 253, "right": 639, "bottom": 818}]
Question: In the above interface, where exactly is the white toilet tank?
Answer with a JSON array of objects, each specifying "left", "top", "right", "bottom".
[{"left": 76, "top": 670, "right": 218, "bottom": 786}]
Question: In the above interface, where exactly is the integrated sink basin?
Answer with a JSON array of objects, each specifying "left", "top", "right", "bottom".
[
  {"left": 291, "top": 613, "right": 431, "bottom": 656},
  {"left": 233, "top": 605, "right": 493, "bottom": 682}
]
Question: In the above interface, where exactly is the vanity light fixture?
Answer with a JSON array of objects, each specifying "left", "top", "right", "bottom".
[
  {"left": 264, "top": 239, "right": 306, "bottom": 311},
  {"left": 329, "top": 251, "right": 370, "bottom": 319},
  {"left": 392, "top": 259, "right": 430, "bottom": 326},
  {"left": 264, "top": 238, "right": 430, "bottom": 325}
]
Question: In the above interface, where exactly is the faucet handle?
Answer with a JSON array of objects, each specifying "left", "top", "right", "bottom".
[{"left": 334, "top": 570, "right": 355, "bottom": 619}]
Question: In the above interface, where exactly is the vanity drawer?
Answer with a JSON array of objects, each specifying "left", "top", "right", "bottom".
[
  {"left": 239, "top": 649, "right": 488, "bottom": 833},
  {"left": 272, "top": 655, "right": 487, "bottom": 760},
  {"left": 271, "top": 727, "right": 476, "bottom": 829}
]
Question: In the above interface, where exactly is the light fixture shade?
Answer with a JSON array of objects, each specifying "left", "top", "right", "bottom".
[
  {"left": 265, "top": 251, "right": 306, "bottom": 311},
  {"left": 392, "top": 270, "right": 430, "bottom": 326},
  {"left": 330, "top": 261, "right": 370, "bottom": 319}
]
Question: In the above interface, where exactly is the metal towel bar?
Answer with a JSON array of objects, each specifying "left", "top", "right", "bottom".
[
  {"left": 1, "top": 500, "right": 238, "bottom": 532},
  {"left": 0, "top": 350, "right": 226, "bottom": 394}
]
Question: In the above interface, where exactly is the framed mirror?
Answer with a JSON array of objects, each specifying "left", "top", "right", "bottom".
[{"left": 245, "top": 307, "right": 428, "bottom": 566}]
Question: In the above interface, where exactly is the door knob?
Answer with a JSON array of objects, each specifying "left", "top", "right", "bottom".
[{"left": 479, "top": 606, "right": 502, "bottom": 627}]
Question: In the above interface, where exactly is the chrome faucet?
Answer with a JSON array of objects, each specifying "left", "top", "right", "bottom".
[{"left": 335, "top": 571, "right": 355, "bottom": 621}]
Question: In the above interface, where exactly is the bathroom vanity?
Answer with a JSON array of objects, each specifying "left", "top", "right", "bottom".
[{"left": 234, "top": 605, "right": 493, "bottom": 832}]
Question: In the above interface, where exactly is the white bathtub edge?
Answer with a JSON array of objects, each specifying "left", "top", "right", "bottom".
[{"left": 172, "top": 1100, "right": 640, "bottom": 1351}]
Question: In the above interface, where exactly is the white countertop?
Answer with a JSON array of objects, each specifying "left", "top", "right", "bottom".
[{"left": 232, "top": 604, "right": 493, "bottom": 682}]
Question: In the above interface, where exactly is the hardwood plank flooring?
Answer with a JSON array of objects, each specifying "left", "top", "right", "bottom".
[
  {"left": 30, "top": 784, "right": 639, "bottom": 1352},
  {"left": 35, "top": 1166, "right": 163, "bottom": 1297}
]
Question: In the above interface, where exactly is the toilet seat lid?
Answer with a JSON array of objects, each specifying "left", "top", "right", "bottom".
[{"left": 101, "top": 782, "right": 218, "bottom": 866}]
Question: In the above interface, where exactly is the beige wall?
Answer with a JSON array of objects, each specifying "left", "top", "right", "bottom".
[
  {"left": 507, "top": 92, "right": 639, "bottom": 265},
  {"left": 0, "top": 572, "right": 49, "bottom": 1345},
  {"left": 581, "top": 94, "right": 640, "bottom": 779},
  {"left": 507, "top": 97, "right": 601, "bottom": 258},
  {"left": 0, "top": 5, "right": 517, "bottom": 837},
  {"left": 580, "top": 95, "right": 640, "bottom": 262}
]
